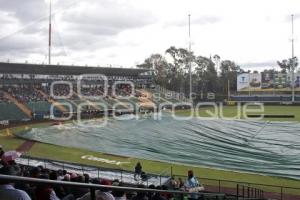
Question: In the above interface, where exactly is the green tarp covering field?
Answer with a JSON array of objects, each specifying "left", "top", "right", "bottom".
[{"left": 17, "top": 114, "right": 300, "bottom": 179}]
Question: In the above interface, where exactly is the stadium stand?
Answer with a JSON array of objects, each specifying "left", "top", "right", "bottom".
[
  {"left": 0, "top": 152, "right": 265, "bottom": 200},
  {"left": 0, "top": 62, "right": 155, "bottom": 124},
  {"left": 0, "top": 63, "right": 189, "bottom": 126},
  {"left": 0, "top": 103, "right": 29, "bottom": 121}
]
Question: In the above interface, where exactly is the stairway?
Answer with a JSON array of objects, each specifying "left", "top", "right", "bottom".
[
  {"left": 73, "top": 92, "right": 105, "bottom": 111},
  {"left": 34, "top": 89, "right": 68, "bottom": 113},
  {"left": 136, "top": 89, "right": 156, "bottom": 108}
]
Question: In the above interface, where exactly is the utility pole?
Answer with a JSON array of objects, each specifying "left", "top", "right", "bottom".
[
  {"left": 228, "top": 79, "right": 230, "bottom": 101},
  {"left": 48, "top": 0, "right": 52, "bottom": 65},
  {"left": 291, "top": 14, "right": 295, "bottom": 102},
  {"left": 188, "top": 14, "right": 192, "bottom": 103}
]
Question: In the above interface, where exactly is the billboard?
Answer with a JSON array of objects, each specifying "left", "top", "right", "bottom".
[
  {"left": 237, "top": 73, "right": 261, "bottom": 91},
  {"left": 237, "top": 71, "right": 300, "bottom": 92},
  {"left": 249, "top": 73, "right": 261, "bottom": 89},
  {"left": 261, "top": 71, "right": 274, "bottom": 89},
  {"left": 237, "top": 73, "right": 250, "bottom": 91},
  {"left": 274, "top": 72, "right": 288, "bottom": 89}
]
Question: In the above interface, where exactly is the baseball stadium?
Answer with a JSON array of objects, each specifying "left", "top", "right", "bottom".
[
  {"left": 1, "top": 0, "right": 300, "bottom": 200},
  {"left": 0, "top": 60, "right": 300, "bottom": 200}
]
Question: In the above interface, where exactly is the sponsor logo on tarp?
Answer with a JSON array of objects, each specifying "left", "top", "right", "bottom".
[{"left": 81, "top": 155, "right": 130, "bottom": 166}]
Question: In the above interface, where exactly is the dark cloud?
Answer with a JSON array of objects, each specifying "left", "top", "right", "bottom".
[
  {"left": 0, "top": 0, "right": 157, "bottom": 61},
  {"left": 0, "top": 35, "right": 44, "bottom": 53},
  {"left": 0, "top": 0, "right": 48, "bottom": 23},
  {"left": 61, "top": 0, "right": 157, "bottom": 36}
]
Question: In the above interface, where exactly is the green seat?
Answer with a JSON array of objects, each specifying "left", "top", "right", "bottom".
[{"left": 0, "top": 103, "right": 28, "bottom": 121}]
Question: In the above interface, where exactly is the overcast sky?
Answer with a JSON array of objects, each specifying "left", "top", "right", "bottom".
[{"left": 0, "top": 0, "right": 299, "bottom": 71}]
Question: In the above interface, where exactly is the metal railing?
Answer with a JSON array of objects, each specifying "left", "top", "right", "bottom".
[
  {"left": 10, "top": 155, "right": 300, "bottom": 199},
  {"left": 173, "top": 174, "right": 300, "bottom": 200},
  {"left": 18, "top": 155, "right": 170, "bottom": 186},
  {"left": 0, "top": 174, "right": 226, "bottom": 200},
  {"left": 237, "top": 184, "right": 264, "bottom": 200}
]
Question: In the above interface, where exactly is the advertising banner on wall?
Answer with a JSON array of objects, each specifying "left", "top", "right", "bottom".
[
  {"left": 237, "top": 71, "right": 300, "bottom": 92},
  {"left": 261, "top": 71, "right": 274, "bottom": 89},
  {"left": 249, "top": 73, "right": 261, "bottom": 90},
  {"left": 237, "top": 73, "right": 250, "bottom": 91},
  {"left": 274, "top": 72, "right": 288, "bottom": 89}
]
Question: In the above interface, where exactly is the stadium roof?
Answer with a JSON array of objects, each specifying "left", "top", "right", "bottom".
[{"left": 0, "top": 62, "right": 151, "bottom": 77}]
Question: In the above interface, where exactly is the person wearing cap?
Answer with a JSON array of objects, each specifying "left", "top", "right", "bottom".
[{"left": 0, "top": 165, "right": 31, "bottom": 200}]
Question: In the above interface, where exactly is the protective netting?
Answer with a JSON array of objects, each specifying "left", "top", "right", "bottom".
[{"left": 17, "top": 115, "right": 300, "bottom": 179}]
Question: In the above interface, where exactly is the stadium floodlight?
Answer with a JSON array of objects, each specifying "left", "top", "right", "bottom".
[{"left": 291, "top": 14, "right": 295, "bottom": 103}]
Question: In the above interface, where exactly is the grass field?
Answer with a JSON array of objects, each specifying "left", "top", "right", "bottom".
[{"left": 1, "top": 105, "right": 300, "bottom": 195}]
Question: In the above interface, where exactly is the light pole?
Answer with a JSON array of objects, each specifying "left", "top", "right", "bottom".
[
  {"left": 48, "top": 0, "right": 52, "bottom": 65},
  {"left": 291, "top": 14, "right": 295, "bottom": 102},
  {"left": 188, "top": 14, "right": 192, "bottom": 104}
]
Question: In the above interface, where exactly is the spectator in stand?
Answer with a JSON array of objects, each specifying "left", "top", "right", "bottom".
[
  {"left": 70, "top": 174, "right": 89, "bottom": 199},
  {"left": 57, "top": 170, "right": 65, "bottom": 181},
  {"left": 1, "top": 150, "right": 21, "bottom": 166},
  {"left": 77, "top": 179, "right": 115, "bottom": 200},
  {"left": 147, "top": 185, "right": 155, "bottom": 200},
  {"left": 35, "top": 174, "right": 74, "bottom": 200},
  {"left": 169, "top": 176, "right": 178, "bottom": 190},
  {"left": 150, "top": 186, "right": 166, "bottom": 200},
  {"left": 161, "top": 185, "right": 172, "bottom": 200},
  {"left": 134, "top": 162, "right": 142, "bottom": 181},
  {"left": 0, "top": 145, "right": 4, "bottom": 165},
  {"left": 30, "top": 167, "right": 41, "bottom": 179},
  {"left": 184, "top": 170, "right": 204, "bottom": 200},
  {"left": 0, "top": 165, "right": 31, "bottom": 200},
  {"left": 14, "top": 166, "right": 35, "bottom": 198},
  {"left": 35, "top": 174, "right": 57, "bottom": 200},
  {"left": 131, "top": 185, "right": 148, "bottom": 200},
  {"left": 83, "top": 174, "right": 90, "bottom": 184},
  {"left": 111, "top": 181, "right": 126, "bottom": 200},
  {"left": 50, "top": 171, "right": 68, "bottom": 199},
  {"left": 178, "top": 178, "right": 184, "bottom": 189}
]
